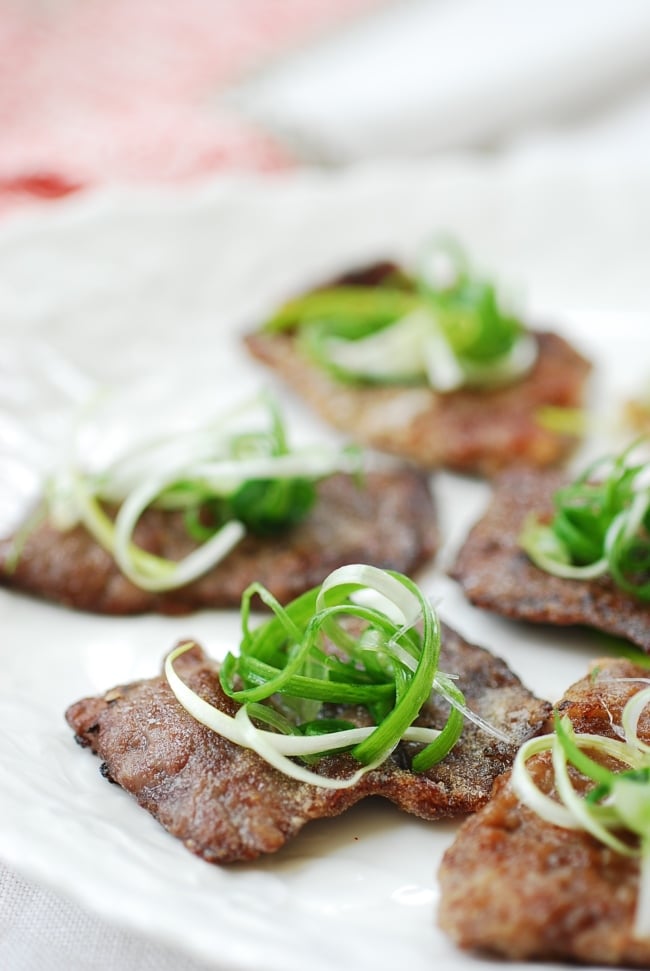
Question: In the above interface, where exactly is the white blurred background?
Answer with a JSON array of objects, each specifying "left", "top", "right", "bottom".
[{"left": 228, "top": 0, "right": 650, "bottom": 166}]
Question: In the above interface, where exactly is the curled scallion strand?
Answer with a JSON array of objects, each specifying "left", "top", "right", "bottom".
[
  {"left": 262, "top": 238, "right": 537, "bottom": 393},
  {"left": 512, "top": 683, "right": 650, "bottom": 938},
  {"left": 165, "top": 565, "right": 500, "bottom": 789},
  {"left": 41, "top": 393, "right": 360, "bottom": 592},
  {"left": 520, "top": 440, "right": 650, "bottom": 600}
]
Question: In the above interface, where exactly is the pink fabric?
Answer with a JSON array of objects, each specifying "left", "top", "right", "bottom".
[{"left": 0, "top": 0, "right": 381, "bottom": 210}]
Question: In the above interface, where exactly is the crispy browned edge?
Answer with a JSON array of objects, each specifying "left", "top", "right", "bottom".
[
  {"left": 65, "top": 630, "right": 550, "bottom": 863},
  {"left": 0, "top": 469, "right": 437, "bottom": 614},
  {"left": 438, "top": 657, "right": 650, "bottom": 966},
  {"left": 450, "top": 467, "right": 650, "bottom": 651}
]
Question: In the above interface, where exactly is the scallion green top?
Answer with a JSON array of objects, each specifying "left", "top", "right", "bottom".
[
  {"left": 21, "top": 393, "right": 359, "bottom": 592},
  {"left": 512, "top": 680, "right": 650, "bottom": 938},
  {"left": 165, "top": 564, "right": 509, "bottom": 789},
  {"left": 520, "top": 441, "right": 650, "bottom": 601},
  {"left": 262, "top": 238, "right": 537, "bottom": 393}
]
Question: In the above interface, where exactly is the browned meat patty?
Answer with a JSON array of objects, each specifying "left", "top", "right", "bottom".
[
  {"left": 244, "top": 262, "right": 591, "bottom": 476},
  {"left": 245, "top": 331, "right": 590, "bottom": 477},
  {"left": 438, "top": 657, "right": 650, "bottom": 966},
  {"left": 65, "top": 629, "right": 550, "bottom": 864},
  {"left": 450, "top": 467, "right": 650, "bottom": 650},
  {"left": 0, "top": 469, "right": 436, "bottom": 614}
]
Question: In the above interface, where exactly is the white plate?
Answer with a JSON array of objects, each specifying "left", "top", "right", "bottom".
[{"left": 0, "top": 162, "right": 649, "bottom": 971}]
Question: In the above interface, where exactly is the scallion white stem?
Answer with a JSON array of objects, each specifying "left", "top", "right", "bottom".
[
  {"left": 164, "top": 642, "right": 441, "bottom": 790},
  {"left": 512, "top": 681, "right": 650, "bottom": 938},
  {"left": 44, "top": 393, "right": 360, "bottom": 593}
]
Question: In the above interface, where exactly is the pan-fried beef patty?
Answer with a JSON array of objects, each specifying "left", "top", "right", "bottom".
[
  {"left": 450, "top": 468, "right": 650, "bottom": 650},
  {"left": 65, "top": 630, "right": 549, "bottom": 863},
  {"left": 0, "top": 469, "right": 436, "bottom": 614},
  {"left": 438, "top": 658, "right": 650, "bottom": 966},
  {"left": 244, "top": 264, "right": 591, "bottom": 476}
]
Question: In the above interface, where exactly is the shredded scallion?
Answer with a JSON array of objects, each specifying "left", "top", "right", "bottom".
[
  {"left": 165, "top": 564, "right": 497, "bottom": 788},
  {"left": 33, "top": 393, "right": 360, "bottom": 592},
  {"left": 262, "top": 238, "right": 537, "bottom": 393},
  {"left": 520, "top": 440, "right": 650, "bottom": 600},
  {"left": 512, "top": 682, "right": 650, "bottom": 937},
  {"left": 535, "top": 405, "right": 588, "bottom": 437}
]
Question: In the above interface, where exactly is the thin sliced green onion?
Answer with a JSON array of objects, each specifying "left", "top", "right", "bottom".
[
  {"left": 316, "top": 307, "right": 435, "bottom": 385},
  {"left": 231, "top": 703, "right": 388, "bottom": 789},
  {"left": 40, "top": 393, "right": 360, "bottom": 592},
  {"left": 520, "top": 440, "right": 650, "bottom": 600},
  {"left": 232, "top": 661, "right": 395, "bottom": 705},
  {"left": 553, "top": 713, "right": 617, "bottom": 787},
  {"left": 412, "top": 680, "right": 464, "bottom": 772},
  {"left": 313, "top": 565, "right": 442, "bottom": 765},
  {"left": 71, "top": 477, "right": 177, "bottom": 581},
  {"left": 511, "top": 679, "right": 650, "bottom": 937},
  {"left": 246, "top": 702, "right": 300, "bottom": 737},
  {"left": 551, "top": 719, "right": 634, "bottom": 855},
  {"left": 535, "top": 406, "right": 588, "bottom": 437},
  {"left": 164, "top": 566, "right": 514, "bottom": 789},
  {"left": 520, "top": 515, "right": 608, "bottom": 580},
  {"left": 512, "top": 734, "right": 582, "bottom": 830},
  {"left": 622, "top": 687, "right": 650, "bottom": 756},
  {"left": 262, "top": 239, "right": 537, "bottom": 393},
  {"left": 264, "top": 286, "right": 421, "bottom": 335},
  {"left": 111, "top": 473, "right": 246, "bottom": 591},
  {"left": 165, "top": 640, "right": 443, "bottom": 790},
  {"left": 433, "top": 674, "right": 514, "bottom": 746}
]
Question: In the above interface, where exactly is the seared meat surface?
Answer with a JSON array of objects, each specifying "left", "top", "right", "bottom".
[
  {"left": 244, "top": 264, "right": 591, "bottom": 476},
  {"left": 438, "top": 658, "right": 650, "bottom": 966},
  {"left": 450, "top": 467, "right": 650, "bottom": 651},
  {"left": 0, "top": 469, "right": 436, "bottom": 614},
  {"left": 66, "top": 630, "right": 549, "bottom": 863}
]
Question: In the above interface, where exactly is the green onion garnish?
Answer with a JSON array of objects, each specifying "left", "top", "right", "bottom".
[
  {"left": 263, "top": 238, "right": 537, "bottom": 393},
  {"left": 520, "top": 440, "right": 650, "bottom": 600},
  {"left": 535, "top": 405, "right": 588, "bottom": 437},
  {"left": 165, "top": 564, "right": 495, "bottom": 788},
  {"left": 40, "top": 393, "right": 360, "bottom": 592},
  {"left": 511, "top": 682, "right": 650, "bottom": 937}
]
